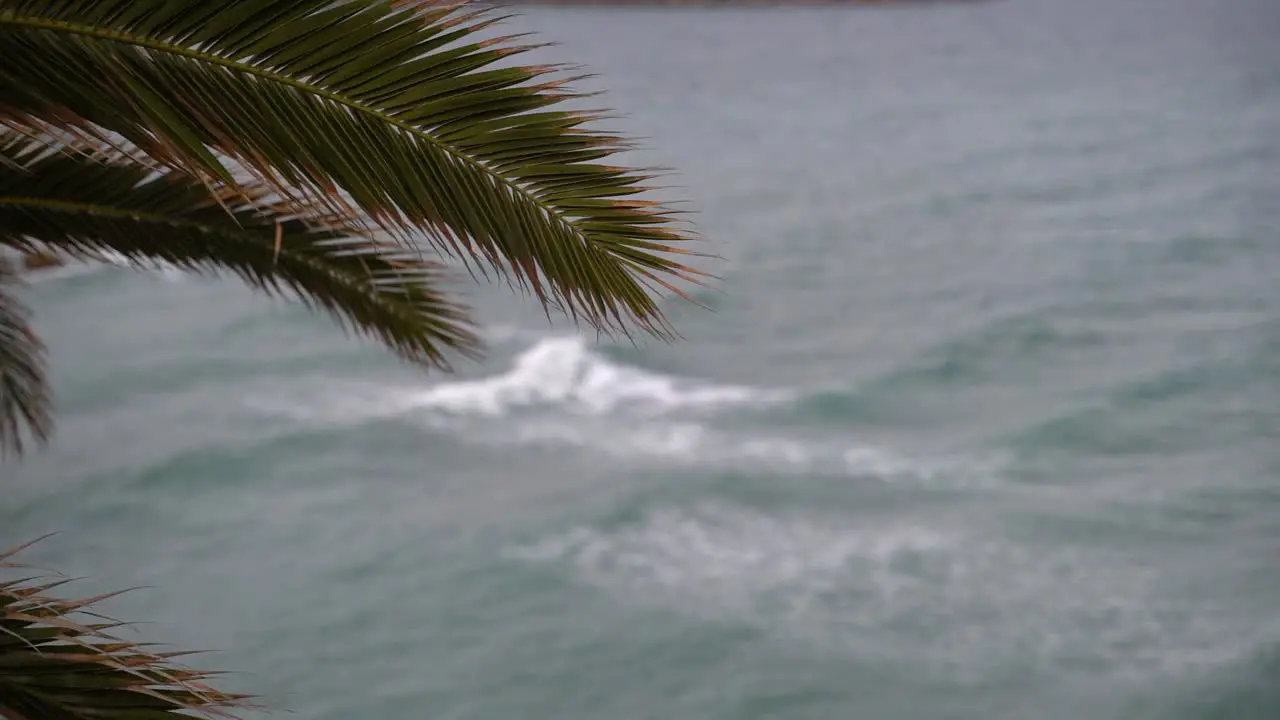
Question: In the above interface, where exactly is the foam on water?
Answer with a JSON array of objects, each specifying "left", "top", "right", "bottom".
[
  {"left": 246, "top": 333, "right": 995, "bottom": 487},
  {"left": 508, "top": 501, "right": 1256, "bottom": 683},
  {"left": 507, "top": 417, "right": 1001, "bottom": 489},
  {"left": 408, "top": 336, "right": 787, "bottom": 417},
  {"left": 245, "top": 334, "right": 784, "bottom": 423}
]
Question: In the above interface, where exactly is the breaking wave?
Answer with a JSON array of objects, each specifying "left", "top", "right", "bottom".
[
  {"left": 251, "top": 334, "right": 789, "bottom": 423},
  {"left": 246, "top": 332, "right": 999, "bottom": 487},
  {"left": 409, "top": 336, "right": 789, "bottom": 417}
]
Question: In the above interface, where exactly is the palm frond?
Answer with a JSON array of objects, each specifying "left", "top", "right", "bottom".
[
  {"left": 0, "top": 128, "right": 480, "bottom": 372},
  {"left": 0, "top": 0, "right": 707, "bottom": 339},
  {"left": 0, "top": 540, "right": 249, "bottom": 720},
  {"left": 0, "top": 259, "right": 49, "bottom": 458}
]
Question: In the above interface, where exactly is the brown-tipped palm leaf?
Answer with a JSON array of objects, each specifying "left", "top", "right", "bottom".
[
  {"left": 0, "top": 0, "right": 704, "bottom": 332},
  {"left": 0, "top": 128, "right": 480, "bottom": 454},
  {"left": 1, "top": 541, "right": 250, "bottom": 720}
]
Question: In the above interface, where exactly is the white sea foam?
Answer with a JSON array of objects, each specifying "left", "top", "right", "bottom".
[
  {"left": 503, "top": 417, "right": 994, "bottom": 488},
  {"left": 405, "top": 335, "right": 787, "bottom": 417},
  {"left": 246, "top": 333, "right": 999, "bottom": 487},
  {"left": 249, "top": 334, "right": 782, "bottom": 421},
  {"left": 508, "top": 501, "right": 1247, "bottom": 680}
]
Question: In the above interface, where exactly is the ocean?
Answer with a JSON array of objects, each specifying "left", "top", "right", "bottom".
[{"left": 4, "top": 0, "right": 1279, "bottom": 717}]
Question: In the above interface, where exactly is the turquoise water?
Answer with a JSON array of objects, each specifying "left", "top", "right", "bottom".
[{"left": 5, "top": 0, "right": 1280, "bottom": 718}]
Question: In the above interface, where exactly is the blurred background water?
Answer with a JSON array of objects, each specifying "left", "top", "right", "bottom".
[{"left": 4, "top": 0, "right": 1280, "bottom": 717}]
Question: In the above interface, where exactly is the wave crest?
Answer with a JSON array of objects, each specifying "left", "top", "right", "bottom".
[{"left": 407, "top": 336, "right": 788, "bottom": 417}]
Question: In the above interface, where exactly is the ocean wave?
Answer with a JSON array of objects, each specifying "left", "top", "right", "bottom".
[
  {"left": 245, "top": 333, "right": 1004, "bottom": 487},
  {"left": 508, "top": 500, "right": 1255, "bottom": 682},
  {"left": 254, "top": 334, "right": 789, "bottom": 423},
  {"left": 406, "top": 336, "right": 789, "bottom": 417}
]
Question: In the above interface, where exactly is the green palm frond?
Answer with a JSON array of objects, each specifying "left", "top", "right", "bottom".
[
  {"left": 0, "top": 128, "right": 479, "bottom": 369},
  {"left": 0, "top": 539, "right": 249, "bottom": 720},
  {"left": 0, "top": 0, "right": 706, "bottom": 339},
  {"left": 0, "top": 259, "right": 49, "bottom": 458}
]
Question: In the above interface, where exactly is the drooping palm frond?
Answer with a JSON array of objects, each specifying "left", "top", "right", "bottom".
[
  {"left": 0, "top": 0, "right": 706, "bottom": 339},
  {"left": 0, "top": 128, "right": 480, "bottom": 368},
  {"left": 0, "top": 259, "right": 48, "bottom": 458},
  {"left": 0, "top": 539, "right": 249, "bottom": 720}
]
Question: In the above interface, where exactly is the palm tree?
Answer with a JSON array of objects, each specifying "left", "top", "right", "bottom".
[{"left": 0, "top": 0, "right": 703, "bottom": 717}]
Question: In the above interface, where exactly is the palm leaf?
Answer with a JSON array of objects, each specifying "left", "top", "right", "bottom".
[
  {"left": 0, "top": 259, "right": 49, "bottom": 458},
  {"left": 0, "top": 128, "right": 479, "bottom": 367},
  {"left": 0, "top": 540, "right": 249, "bottom": 720},
  {"left": 0, "top": 0, "right": 707, "bottom": 339},
  {"left": 0, "top": 128, "right": 480, "bottom": 448}
]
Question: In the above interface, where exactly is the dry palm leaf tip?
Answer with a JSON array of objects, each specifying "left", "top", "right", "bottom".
[{"left": 1, "top": 539, "right": 253, "bottom": 720}]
